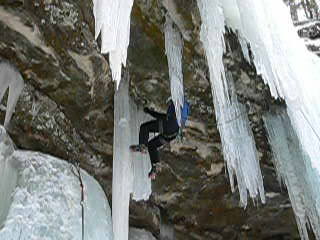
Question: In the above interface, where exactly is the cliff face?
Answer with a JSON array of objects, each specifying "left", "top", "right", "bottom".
[{"left": 1, "top": 0, "right": 317, "bottom": 239}]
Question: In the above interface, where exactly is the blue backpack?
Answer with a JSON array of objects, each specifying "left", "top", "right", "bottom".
[{"left": 180, "top": 100, "right": 190, "bottom": 127}]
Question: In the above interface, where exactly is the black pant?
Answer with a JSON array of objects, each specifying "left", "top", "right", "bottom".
[{"left": 139, "top": 120, "right": 170, "bottom": 165}]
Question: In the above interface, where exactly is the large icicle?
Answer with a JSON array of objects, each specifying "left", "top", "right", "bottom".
[
  {"left": 113, "top": 74, "right": 152, "bottom": 240},
  {"left": 264, "top": 108, "right": 320, "bottom": 240},
  {"left": 197, "top": 0, "right": 265, "bottom": 206},
  {"left": 0, "top": 61, "right": 24, "bottom": 129},
  {"left": 222, "top": 0, "right": 320, "bottom": 184},
  {"left": 93, "top": 0, "right": 134, "bottom": 88},
  {"left": 164, "top": 14, "right": 184, "bottom": 126}
]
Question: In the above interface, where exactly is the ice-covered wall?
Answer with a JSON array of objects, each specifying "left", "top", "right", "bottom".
[
  {"left": 197, "top": 0, "right": 265, "bottom": 207},
  {"left": 0, "top": 126, "right": 113, "bottom": 240},
  {"left": 0, "top": 61, "right": 24, "bottom": 129},
  {"left": 264, "top": 108, "right": 320, "bottom": 240},
  {"left": 113, "top": 76, "right": 152, "bottom": 240},
  {"left": 92, "top": 0, "right": 134, "bottom": 89}
]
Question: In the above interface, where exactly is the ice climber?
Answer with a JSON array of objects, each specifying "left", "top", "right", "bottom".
[{"left": 130, "top": 98, "right": 190, "bottom": 180}]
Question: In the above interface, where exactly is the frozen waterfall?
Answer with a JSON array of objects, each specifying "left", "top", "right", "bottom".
[
  {"left": 264, "top": 108, "right": 320, "bottom": 240},
  {"left": 0, "top": 126, "right": 113, "bottom": 240},
  {"left": 164, "top": 14, "right": 184, "bottom": 126},
  {"left": 93, "top": 0, "right": 134, "bottom": 88},
  {"left": 0, "top": 61, "right": 24, "bottom": 129},
  {"left": 197, "top": 0, "right": 265, "bottom": 207},
  {"left": 113, "top": 75, "right": 152, "bottom": 240}
]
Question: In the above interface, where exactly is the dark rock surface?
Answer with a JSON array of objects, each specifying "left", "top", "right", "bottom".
[{"left": 0, "top": 0, "right": 315, "bottom": 239}]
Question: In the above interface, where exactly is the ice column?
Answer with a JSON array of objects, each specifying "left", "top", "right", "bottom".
[
  {"left": 164, "top": 14, "right": 184, "bottom": 125},
  {"left": 197, "top": 0, "right": 265, "bottom": 206},
  {"left": 264, "top": 108, "right": 320, "bottom": 240},
  {"left": 93, "top": 0, "right": 134, "bottom": 88},
  {"left": 223, "top": 0, "right": 320, "bottom": 177},
  {"left": 113, "top": 75, "right": 152, "bottom": 240},
  {"left": 0, "top": 61, "right": 24, "bottom": 129},
  {"left": 113, "top": 78, "right": 133, "bottom": 240}
]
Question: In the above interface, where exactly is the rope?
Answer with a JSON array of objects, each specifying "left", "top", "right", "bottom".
[
  {"left": 71, "top": 162, "right": 85, "bottom": 240},
  {"left": 299, "top": 108, "right": 320, "bottom": 143},
  {"left": 216, "top": 109, "right": 248, "bottom": 127}
]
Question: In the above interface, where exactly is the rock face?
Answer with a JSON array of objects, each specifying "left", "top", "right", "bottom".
[{"left": 0, "top": 0, "right": 317, "bottom": 239}]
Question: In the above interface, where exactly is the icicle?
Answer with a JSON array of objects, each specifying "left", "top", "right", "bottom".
[
  {"left": 164, "top": 14, "right": 184, "bottom": 126},
  {"left": 0, "top": 61, "right": 24, "bottom": 129},
  {"left": 113, "top": 73, "right": 152, "bottom": 240},
  {"left": 264, "top": 108, "right": 320, "bottom": 240},
  {"left": 197, "top": 0, "right": 265, "bottom": 206},
  {"left": 93, "top": 0, "right": 134, "bottom": 88}
]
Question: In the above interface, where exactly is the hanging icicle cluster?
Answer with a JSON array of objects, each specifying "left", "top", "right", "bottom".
[
  {"left": 197, "top": 0, "right": 265, "bottom": 207},
  {"left": 93, "top": 0, "right": 134, "bottom": 89}
]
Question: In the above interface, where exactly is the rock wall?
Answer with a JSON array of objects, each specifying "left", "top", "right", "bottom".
[{"left": 0, "top": 0, "right": 315, "bottom": 239}]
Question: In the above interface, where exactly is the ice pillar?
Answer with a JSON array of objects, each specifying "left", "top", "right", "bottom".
[{"left": 113, "top": 74, "right": 152, "bottom": 240}]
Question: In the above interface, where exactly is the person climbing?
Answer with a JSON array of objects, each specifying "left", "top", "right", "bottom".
[{"left": 130, "top": 97, "right": 190, "bottom": 180}]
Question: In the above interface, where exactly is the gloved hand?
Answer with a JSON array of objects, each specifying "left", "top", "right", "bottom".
[
  {"left": 143, "top": 107, "right": 151, "bottom": 114},
  {"left": 148, "top": 165, "right": 157, "bottom": 180}
]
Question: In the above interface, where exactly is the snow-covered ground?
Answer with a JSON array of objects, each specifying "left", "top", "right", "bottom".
[{"left": 0, "top": 126, "right": 113, "bottom": 240}]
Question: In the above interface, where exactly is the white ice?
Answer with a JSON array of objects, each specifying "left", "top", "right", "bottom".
[
  {"left": 0, "top": 61, "right": 24, "bottom": 129},
  {"left": 197, "top": 0, "right": 265, "bottom": 207},
  {"left": 93, "top": 0, "right": 134, "bottom": 89},
  {"left": 0, "top": 126, "right": 113, "bottom": 240},
  {"left": 264, "top": 109, "right": 320, "bottom": 240},
  {"left": 164, "top": 14, "right": 184, "bottom": 126},
  {"left": 113, "top": 76, "right": 152, "bottom": 240}
]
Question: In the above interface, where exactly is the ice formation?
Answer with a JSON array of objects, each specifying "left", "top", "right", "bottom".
[
  {"left": 92, "top": 0, "right": 134, "bottom": 88},
  {"left": 164, "top": 14, "right": 184, "bottom": 126},
  {"left": 0, "top": 126, "right": 113, "bottom": 240},
  {"left": 113, "top": 76, "right": 152, "bottom": 240},
  {"left": 197, "top": 0, "right": 265, "bottom": 207},
  {"left": 222, "top": 0, "right": 320, "bottom": 187},
  {"left": 264, "top": 108, "right": 320, "bottom": 240},
  {"left": 0, "top": 61, "right": 24, "bottom": 129}
]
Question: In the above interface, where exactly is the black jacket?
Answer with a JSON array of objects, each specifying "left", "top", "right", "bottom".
[{"left": 145, "top": 100, "right": 179, "bottom": 135}]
